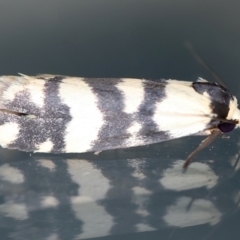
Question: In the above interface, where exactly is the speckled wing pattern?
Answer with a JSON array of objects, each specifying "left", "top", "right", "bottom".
[{"left": 0, "top": 75, "right": 238, "bottom": 153}]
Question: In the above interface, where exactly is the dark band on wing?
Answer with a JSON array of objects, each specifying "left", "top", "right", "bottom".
[
  {"left": 137, "top": 79, "right": 170, "bottom": 143},
  {"left": 192, "top": 82, "right": 233, "bottom": 119},
  {"left": 7, "top": 76, "right": 71, "bottom": 152},
  {"left": 83, "top": 78, "right": 134, "bottom": 151}
]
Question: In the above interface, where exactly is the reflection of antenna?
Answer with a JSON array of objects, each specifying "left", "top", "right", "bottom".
[{"left": 185, "top": 41, "right": 226, "bottom": 87}]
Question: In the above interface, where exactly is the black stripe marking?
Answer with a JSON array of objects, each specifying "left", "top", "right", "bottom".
[
  {"left": 84, "top": 78, "right": 134, "bottom": 151},
  {"left": 137, "top": 80, "right": 170, "bottom": 143},
  {"left": 192, "top": 82, "right": 234, "bottom": 119},
  {"left": 6, "top": 76, "right": 71, "bottom": 152},
  {"left": 5, "top": 90, "right": 43, "bottom": 151},
  {"left": 43, "top": 77, "right": 71, "bottom": 152}
]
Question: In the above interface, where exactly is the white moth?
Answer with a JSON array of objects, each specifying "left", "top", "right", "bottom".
[{"left": 0, "top": 74, "right": 239, "bottom": 168}]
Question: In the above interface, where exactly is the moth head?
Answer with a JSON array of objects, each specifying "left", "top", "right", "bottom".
[{"left": 219, "top": 96, "right": 240, "bottom": 132}]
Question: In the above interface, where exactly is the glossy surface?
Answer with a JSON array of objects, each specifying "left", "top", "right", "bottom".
[{"left": 0, "top": 1, "right": 240, "bottom": 239}]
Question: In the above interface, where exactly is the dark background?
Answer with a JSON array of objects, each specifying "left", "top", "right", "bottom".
[
  {"left": 1, "top": 0, "right": 240, "bottom": 85},
  {"left": 0, "top": 1, "right": 240, "bottom": 240}
]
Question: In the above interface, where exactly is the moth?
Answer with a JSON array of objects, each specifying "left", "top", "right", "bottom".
[{"left": 0, "top": 74, "right": 239, "bottom": 168}]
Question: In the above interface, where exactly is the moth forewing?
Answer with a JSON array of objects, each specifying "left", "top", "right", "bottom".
[
  {"left": 153, "top": 80, "right": 215, "bottom": 139},
  {"left": 0, "top": 74, "right": 240, "bottom": 169}
]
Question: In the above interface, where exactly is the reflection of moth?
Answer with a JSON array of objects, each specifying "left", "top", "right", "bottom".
[{"left": 0, "top": 74, "right": 239, "bottom": 167}]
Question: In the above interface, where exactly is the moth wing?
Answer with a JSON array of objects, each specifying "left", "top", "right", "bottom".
[
  {"left": 0, "top": 75, "right": 48, "bottom": 115},
  {"left": 153, "top": 80, "right": 214, "bottom": 139}
]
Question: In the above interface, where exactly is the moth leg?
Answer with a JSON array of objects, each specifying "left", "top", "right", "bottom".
[{"left": 183, "top": 129, "right": 221, "bottom": 169}]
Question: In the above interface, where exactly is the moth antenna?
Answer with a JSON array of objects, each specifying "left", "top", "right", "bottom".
[
  {"left": 185, "top": 41, "right": 226, "bottom": 87},
  {"left": 183, "top": 129, "right": 221, "bottom": 169}
]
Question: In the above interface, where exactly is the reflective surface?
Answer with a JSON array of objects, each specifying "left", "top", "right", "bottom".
[
  {"left": 0, "top": 147, "right": 240, "bottom": 240},
  {"left": 0, "top": 1, "right": 240, "bottom": 239}
]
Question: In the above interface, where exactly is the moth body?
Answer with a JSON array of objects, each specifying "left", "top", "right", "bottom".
[{"left": 0, "top": 75, "right": 239, "bottom": 154}]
